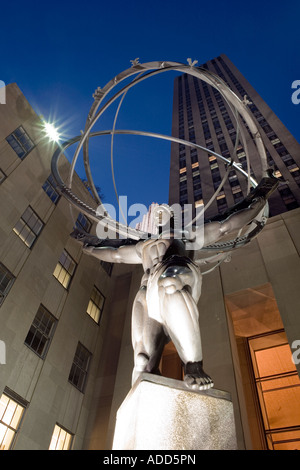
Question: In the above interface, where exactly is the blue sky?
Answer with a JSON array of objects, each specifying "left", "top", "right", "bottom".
[{"left": 1, "top": 0, "right": 299, "bottom": 223}]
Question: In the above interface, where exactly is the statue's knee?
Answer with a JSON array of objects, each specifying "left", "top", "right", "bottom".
[{"left": 158, "top": 275, "right": 182, "bottom": 295}]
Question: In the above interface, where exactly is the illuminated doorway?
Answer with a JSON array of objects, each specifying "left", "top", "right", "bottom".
[
  {"left": 225, "top": 283, "right": 300, "bottom": 450},
  {"left": 248, "top": 330, "right": 300, "bottom": 449}
]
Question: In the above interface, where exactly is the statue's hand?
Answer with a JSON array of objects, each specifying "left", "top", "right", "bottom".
[
  {"left": 82, "top": 246, "right": 94, "bottom": 255},
  {"left": 70, "top": 228, "right": 105, "bottom": 247}
]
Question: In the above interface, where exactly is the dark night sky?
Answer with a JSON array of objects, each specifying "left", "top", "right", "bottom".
[{"left": 1, "top": 0, "right": 299, "bottom": 224}]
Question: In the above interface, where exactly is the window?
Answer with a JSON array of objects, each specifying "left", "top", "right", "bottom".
[
  {"left": 13, "top": 206, "right": 44, "bottom": 248},
  {"left": 24, "top": 305, "right": 57, "bottom": 358},
  {"left": 6, "top": 126, "right": 34, "bottom": 160},
  {"left": 86, "top": 286, "right": 105, "bottom": 324},
  {"left": 100, "top": 260, "right": 113, "bottom": 276},
  {"left": 42, "top": 175, "right": 60, "bottom": 204},
  {"left": 249, "top": 331, "right": 300, "bottom": 450},
  {"left": 195, "top": 199, "right": 204, "bottom": 208},
  {"left": 68, "top": 343, "right": 91, "bottom": 392},
  {"left": 0, "top": 389, "right": 27, "bottom": 450},
  {"left": 232, "top": 185, "right": 242, "bottom": 194},
  {"left": 49, "top": 424, "right": 73, "bottom": 450},
  {"left": 75, "top": 212, "right": 92, "bottom": 233},
  {"left": 0, "top": 263, "right": 15, "bottom": 307},
  {"left": 271, "top": 137, "right": 281, "bottom": 146},
  {"left": 53, "top": 250, "right": 77, "bottom": 289}
]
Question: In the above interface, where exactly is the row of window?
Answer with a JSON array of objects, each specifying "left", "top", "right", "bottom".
[
  {"left": 177, "top": 60, "right": 300, "bottom": 213},
  {"left": 0, "top": 388, "right": 73, "bottom": 450},
  {"left": 0, "top": 126, "right": 111, "bottom": 450},
  {"left": 0, "top": 275, "right": 102, "bottom": 450},
  {"left": 178, "top": 76, "right": 247, "bottom": 211},
  {"left": 214, "top": 57, "right": 300, "bottom": 211},
  {"left": 0, "top": 258, "right": 105, "bottom": 324},
  {"left": 3, "top": 126, "right": 113, "bottom": 270}
]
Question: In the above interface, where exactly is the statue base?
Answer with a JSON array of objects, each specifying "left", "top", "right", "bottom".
[{"left": 112, "top": 373, "right": 237, "bottom": 450}]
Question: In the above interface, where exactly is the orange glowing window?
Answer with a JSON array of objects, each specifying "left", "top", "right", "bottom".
[{"left": 249, "top": 333, "right": 300, "bottom": 450}]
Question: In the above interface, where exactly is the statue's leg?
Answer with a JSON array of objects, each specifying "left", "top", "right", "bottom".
[
  {"left": 131, "top": 286, "right": 168, "bottom": 386},
  {"left": 157, "top": 266, "right": 213, "bottom": 390}
]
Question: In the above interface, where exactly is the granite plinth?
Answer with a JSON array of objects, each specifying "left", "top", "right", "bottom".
[{"left": 112, "top": 373, "right": 237, "bottom": 450}]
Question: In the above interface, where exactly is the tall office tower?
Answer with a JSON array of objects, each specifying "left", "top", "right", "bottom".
[{"left": 169, "top": 54, "right": 300, "bottom": 219}]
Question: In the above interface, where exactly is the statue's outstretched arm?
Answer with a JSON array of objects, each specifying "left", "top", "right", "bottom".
[
  {"left": 202, "top": 197, "right": 265, "bottom": 246},
  {"left": 197, "top": 171, "right": 280, "bottom": 247},
  {"left": 70, "top": 228, "right": 142, "bottom": 264},
  {"left": 83, "top": 244, "right": 142, "bottom": 264}
]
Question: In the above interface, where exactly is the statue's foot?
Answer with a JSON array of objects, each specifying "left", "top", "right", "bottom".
[{"left": 184, "top": 361, "right": 214, "bottom": 390}]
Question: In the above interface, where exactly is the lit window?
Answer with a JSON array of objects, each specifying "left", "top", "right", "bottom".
[
  {"left": 0, "top": 263, "right": 15, "bottom": 307},
  {"left": 191, "top": 162, "right": 199, "bottom": 169},
  {"left": 237, "top": 151, "right": 246, "bottom": 159},
  {"left": 24, "top": 305, "right": 57, "bottom": 358},
  {"left": 75, "top": 213, "right": 91, "bottom": 233},
  {"left": 6, "top": 126, "right": 34, "bottom": 160},
  {"left": 195, "top": 199, "right": 204, "bottom": 208},
  {"left": 179, "top": 167, "right": 187, "bottom": 174},
  {"left": 86, "top": 286, "right": 105, "bottom": 324},
  {"left": 49, "top": 424, "right": 73, "bottom": 450},
  {"left": 53, "top": 250, "right": 77, "bottom": 289},
  {"left": 42, "top": 175, "right": 60, "bottom": 204},
  {"left": 249, "top": 332, "right": 300, "bottom": 450},
  {"left": 210, "top": 162, "right": 219, "bottom": 170},
  {"left": 209, "top": 155, "right": 216, "bottom": 162},
  {"left": 68, "top": 343, "right": 91, "bottom": 392},
  {"left": 0, "top": 389, "right": 27, "bottom": 450},
  {"left": 232, "top": 185, "right": 242, "bottom": 194},
  {"left": 271, "top": 138, "right": 281, "bottom": 146},
  {"left": 13, "top": 206, "right": 44, "bottom": 248}
]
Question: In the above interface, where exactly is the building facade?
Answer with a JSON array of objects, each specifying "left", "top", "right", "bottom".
[
  {"left": 0, "top": 83, "right": 136, "bottom": 450},
  {"left": 169, "top": 54, "right": 300, "bottom": 219}
]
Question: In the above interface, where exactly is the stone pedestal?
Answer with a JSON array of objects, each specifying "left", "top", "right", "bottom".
[{"left": 112, "top": 373, "right": 237, "bottom": 450}]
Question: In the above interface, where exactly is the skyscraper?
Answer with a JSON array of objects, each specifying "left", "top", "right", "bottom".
[{"left": 169, "top": 54, "right": 300, "bottom": 219}]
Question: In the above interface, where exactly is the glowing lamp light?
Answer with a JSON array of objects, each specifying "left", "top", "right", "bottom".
[{"left": 44, "top": 122, "right": 60, "bottom": 142}]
